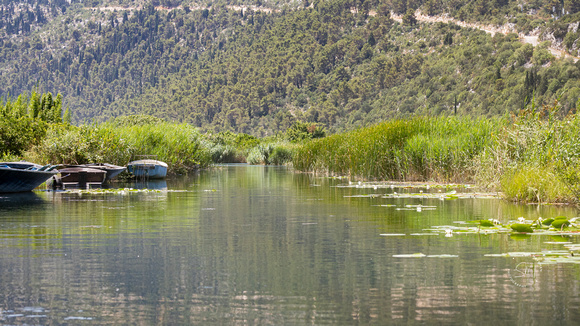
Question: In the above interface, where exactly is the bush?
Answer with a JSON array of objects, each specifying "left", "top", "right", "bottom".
[
  {"left": 269, "top": 146, "right": 293, "bottom": 165},
  {"left": 26, "top": 122, "right": 211, "bottom": 173},
  {"left": 246, "top": 143, "right": 294, "bottom": 165},
  {"left": 0, "top": 116, "right": 47, "bottom": 156}
]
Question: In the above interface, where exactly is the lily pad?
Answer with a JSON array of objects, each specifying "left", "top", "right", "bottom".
[
  {"left": 510, "top": 224, "right": 534, "bottom": 233},
  {"left": 551, "top": 219, "right": 570, "bottom": 229},
  {"left": 542, "top": 218, "right": 555, "bottom": 226},
  {"left": 480, "top": 220, "right": 494, "bottom": 227}
]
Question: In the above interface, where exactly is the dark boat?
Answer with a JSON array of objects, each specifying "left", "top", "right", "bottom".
[
  {"left": 80, "top": 163, "right": 126, "bottom": 181},
  {"left": 0, "top": 162, "right": 57, "bottom": 193},
  {"left": 50, "top": 166, "right": 107, "bottom": 189}
]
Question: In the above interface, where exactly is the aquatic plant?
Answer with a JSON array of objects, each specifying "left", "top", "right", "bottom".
[
  {"left": 207, "top": 143, "right": 239, "bottom": 163},
  {"left": 510, "top": 223, "right": 534, "bottom": 233},
  {"left": 475, "top": 102, "right": 580, "bottom": 202},
  {"left": 25, "top": 121, "right": 211, "bottom": 173},
  {"left": 246, "top": 142, "right": 294, "bottom": 165},
  {"left": 293, "top": 116, "right": 498, "bottom": 183}
]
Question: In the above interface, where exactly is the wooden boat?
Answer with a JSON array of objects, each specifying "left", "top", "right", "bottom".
[
  {"left": 0, "top": 162, "right": 57, "bottom": 193},
  {"left": 80, "top": 163, "right": 126, "bottom": 181},
  {"left": 50, "top": 166, "right": 107, "bottom": 189},
  {"left": 127, "top": 159, "right": 168, "bottom": 179}
]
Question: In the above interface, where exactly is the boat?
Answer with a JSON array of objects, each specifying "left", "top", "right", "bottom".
[
  {"left": 127, "top": 159, "right": 168, "bottom": 179},
  {"left": 49, "top": 166, "right": 107, "bottom": 189},
  {"left": 80, "top": 163, "right": 126, "bottom": 181},
  {"left": 0, "top": 162, "right": 57, "bottom": 193}
]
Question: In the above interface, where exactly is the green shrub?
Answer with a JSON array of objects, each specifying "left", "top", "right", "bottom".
[
  {"left": 26, "top": 122, "right": 211, "bottom": 173},
  {"left": 208, "top": 143, "right": 238, "bottom": 163},
  {"left": 269, "top": 145, "right": 293, "bottom": 165}
]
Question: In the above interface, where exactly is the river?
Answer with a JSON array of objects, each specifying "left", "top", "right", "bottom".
[{"left": 0, "top": 164, "right": 579, "bottom": 324}]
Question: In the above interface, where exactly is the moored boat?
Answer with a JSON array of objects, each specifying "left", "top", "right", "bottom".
[
  {"left": 49, "top": 166, "right": 107, "bottom": 189},
  {"left": 127, "top": 159, "right": 168, "bottom": 179},
  {"left": 80, "top": 163, "right": 126, "bottom": 181},
  {"left": 0, "top": 162, "right": 57, "bottom": 193}
]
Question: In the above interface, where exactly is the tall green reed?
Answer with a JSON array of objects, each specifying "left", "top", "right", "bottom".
[
  {"left": 26, "top": 122, "right": 211, "bottom": 173},
  {"left": 476, "top": 103, "right": 580, "bottom": 202},
  {"left": 293, "top": 116, "right": 499, "bottom": 183}
]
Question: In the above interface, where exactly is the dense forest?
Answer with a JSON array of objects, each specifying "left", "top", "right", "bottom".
[{"left": 1, "top": 0, "right": 580, "bottom": 135}]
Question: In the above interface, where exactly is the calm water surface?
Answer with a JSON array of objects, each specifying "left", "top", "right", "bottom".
[{"left": 0, "top": 165, "right": 579, "bottom": 325}]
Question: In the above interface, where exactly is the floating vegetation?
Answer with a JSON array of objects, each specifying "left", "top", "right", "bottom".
[
  {"left": 335, "top": 181, "right": 473, "bottom": 190},
  {"left": 392, "top": 253, "right": 458, "bottom": 258},
  {"left": 381, "top": 191, "right": 497, "bottom": 200},
  {"left": 63, "top": 188, "right": 168, "bottom": 195},
  {"left": 551, "top": 219, "right": 571, "bottom": 229},
  {"left": 510, "top": 224, "right": 534, "bottom": 233}
]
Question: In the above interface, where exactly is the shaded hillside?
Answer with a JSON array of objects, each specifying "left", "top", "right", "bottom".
[{"left": 1, "top": 0, "right": 580, "bottom": 135}]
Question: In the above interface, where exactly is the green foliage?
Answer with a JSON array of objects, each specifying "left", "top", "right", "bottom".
[
  {"left": 476, "top": 102, "right": 580, "bottom": 202},
  {"left": 479, "top": 220, "right": 494, "bottom": 227},
  {"left": 510, "top": 224, "right": 534, "bottom": 233},
  {"left": 247, "top": 143, "right": 274, "bottom": 165},
  {"left": 285, "top": 121, "right": 326, "bottom": 143},
  {"left": 111, "top": 114, "right": 166, "bottom": 127},
  {"left": 542, "top": 218, "right": 555, "bottom": 226},
  {"left": 269, "top": 145, "right": 293, "bottom": 165},
  {"left": 293, "top": 116, "right": 498, "bottom": 182},
  {"left": 499, "top": 165, "right": 568, "bottom": 202},
  {"left": 207, "top": 143, "right": 238, "bottom": 163},
  {"left": 26, "top": 121, "right": 211, "bottom": 173},
  {"left": 2, "top": 1, "right": 580, "bottom": 136},
  {"left": 551, "top": 218, "right": 571, "bottom": 229},
  {"left": 0, "top": 116, "right": 47, "bottom": 156},
  {"left": 247, "top": 142, "right": 293, "bottom": 165}
]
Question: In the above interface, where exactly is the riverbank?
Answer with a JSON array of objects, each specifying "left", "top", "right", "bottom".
[
  {"left": 3, "top": 92, "right": 579, "bottom": 203},
  {"left": 292, "top": 106, "right": 580, "bottom": 204}
]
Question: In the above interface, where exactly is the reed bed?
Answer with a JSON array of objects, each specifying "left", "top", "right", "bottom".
[
  {"left": 26, "top": 122, "right": 211, "bottom": 173},
  {"left": 475, "top": 105, "right": 580, "bottom": 203},
  {"left": 293, "top": 117, "right": 500, "bottom": 183}
]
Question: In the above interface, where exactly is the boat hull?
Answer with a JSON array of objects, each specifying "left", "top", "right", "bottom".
[
  {"left": 80, "top": 163, "right": 126, "bottom": 181},
  {"left": 127, "top": 160, "right": 168, "bottom": 179},
  {"left": 48, "top": 167, "right": 107, "bottom": 189},
  {"left": 0, "top": 167, "right": 56, "bottom": 193}
]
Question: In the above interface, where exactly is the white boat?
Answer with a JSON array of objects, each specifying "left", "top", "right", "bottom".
[{"left": 127, "top": 159, "right": 168, "bottom": 179}]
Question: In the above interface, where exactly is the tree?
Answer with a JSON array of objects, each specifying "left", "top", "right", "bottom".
[
  {"left": 402, "top": 8, "right": 417, "bottom": 26},
  {"left": 444, "top": 32, "right": 453, "bottom": 45},
  {"left": 368, "top": 31, "right": 376, "bottom": 46}
]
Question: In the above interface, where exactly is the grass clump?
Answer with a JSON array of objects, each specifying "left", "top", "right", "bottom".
[
  {"left": 26, "top": 118, "right": 211, "bottom": 174},
  {"left": 499, "top": 165, "right": 568, "bottom": 203},
  {"left": 475, "top": 102, "right": 580, "bottom": 202},
  {"left": 247, "top": 143, "right": 294, "bottom": 165},
  {"left": 293, "top": 116, "right": 498, "bottom": 183}
]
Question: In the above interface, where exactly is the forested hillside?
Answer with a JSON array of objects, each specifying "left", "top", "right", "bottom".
[{"left": 2, "top": 0, "right": 580, "bottom": 135}]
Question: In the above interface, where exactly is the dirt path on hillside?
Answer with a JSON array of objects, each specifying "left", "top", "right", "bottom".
[{"left": 391, "top": 11, "right": 578, "bottom": 62}]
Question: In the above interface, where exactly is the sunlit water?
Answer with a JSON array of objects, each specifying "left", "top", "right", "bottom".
[{"left": 0, "top": 164, "right": 579, "bottom": 324}]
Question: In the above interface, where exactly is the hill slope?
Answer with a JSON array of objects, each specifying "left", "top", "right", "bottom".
[{"left": 1, "top": 0, "right": 580, "bottom": 135}]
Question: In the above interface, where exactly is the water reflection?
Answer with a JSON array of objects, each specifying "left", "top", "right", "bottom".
[
  {"left": 0, "top": 191, "right": 46, "bottom": 209},
  {"left": 0, "top": 166, "right": 578, "bottom": 324}
]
